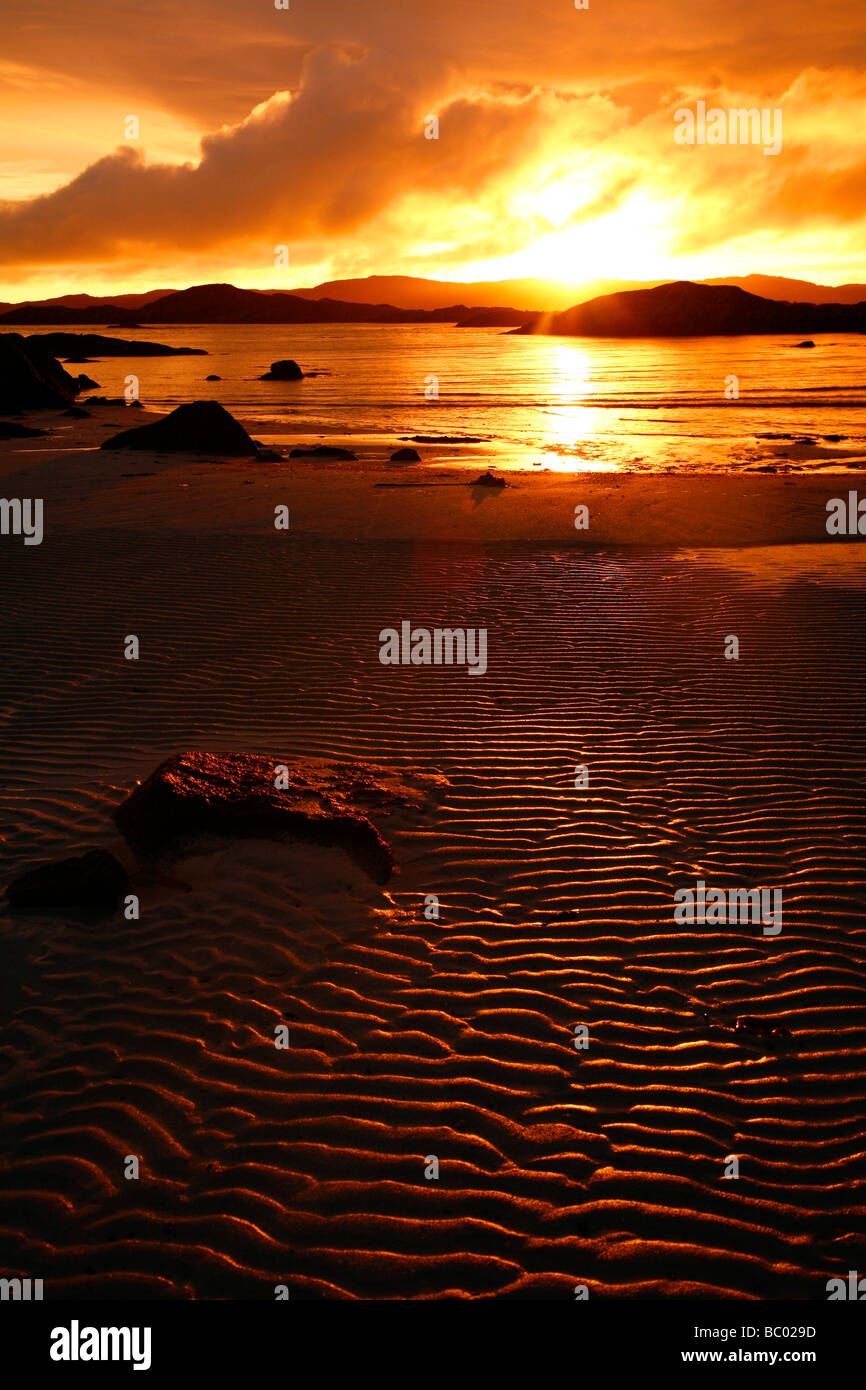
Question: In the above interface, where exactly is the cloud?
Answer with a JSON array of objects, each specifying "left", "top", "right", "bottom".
[{"left": 0, "top": 2, "right": 864, "bottom": 286}]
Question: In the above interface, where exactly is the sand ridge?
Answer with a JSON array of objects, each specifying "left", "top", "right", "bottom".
[{"left": 0, "top": 531, "right": 864, "bottom": 1297}]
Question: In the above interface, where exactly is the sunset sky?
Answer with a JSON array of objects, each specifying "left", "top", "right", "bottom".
[{"left": 0, "top": 0, "right": 864, "bottom": 300}]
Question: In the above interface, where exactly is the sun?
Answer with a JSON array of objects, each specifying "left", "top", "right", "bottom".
[{"left": 531, "top": 191, "right": 680, "bottom": 284}]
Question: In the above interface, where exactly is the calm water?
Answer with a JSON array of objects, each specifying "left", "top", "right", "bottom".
[{"left": 30, "top": 323, "right": 866, "bottom": 472}]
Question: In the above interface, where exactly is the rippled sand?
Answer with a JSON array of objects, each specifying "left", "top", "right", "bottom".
[{"left": 1, "top": 519, "right": 864, "bottom": 1300}]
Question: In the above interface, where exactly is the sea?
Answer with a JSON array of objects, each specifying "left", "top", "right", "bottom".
[{"left": 26, "top": 322, "right": 866, "bottom": 472}]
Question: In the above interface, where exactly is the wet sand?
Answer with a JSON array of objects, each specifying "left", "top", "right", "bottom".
[{"left": 0, "top": 409, "right": 864, "bottom": 1299}]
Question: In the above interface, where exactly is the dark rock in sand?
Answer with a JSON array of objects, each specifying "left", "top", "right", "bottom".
[
  {"left": 205, "top": 374, "right": 222, "bottom": 381},
  {"left": 7, "top": 848, "right": 129, "bottom": 917},
  {"left": 289, "top": 443, "right": 358, "bottom": 460},
  {"left": 390, "top": 447, "right": 422, "bottom": 462},
  {"left": 101, "top": 400, "right": 258, "bottom": 456},
  {"left": 0, "top": 420, "right": 48, "bottom": 438},
  {"left": 735, "top": 1015, "right": 792, "bottom": 1037},
  {"left": 62, "top": 407, "right": 91, "bottom": 418},
  {"left": 471, "top": 471, "right": 506, "bottom": 487},
  {"left": 113, "top": 751, "right": 394, "bottom": 884},
  {"left": 410, "top": 434, "right": 485, "bottom": 444},
  {"left": 259, "top": 359, "right": 304, "bottom": 381},
  {"left": 0, "top": 332, "right": 78, "bottom": 412}
]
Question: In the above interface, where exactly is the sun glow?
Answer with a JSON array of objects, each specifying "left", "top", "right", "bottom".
[{"left": 451, "top": 186, "right": 684, "bottom": 289}]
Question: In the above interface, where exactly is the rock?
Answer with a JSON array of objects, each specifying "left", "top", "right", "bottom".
[
  {"left": 113, "top": 751, "right": 394, "bottom": 884},
  {"left": 27, "top": 333, "right": 205, "bottom": 358},
  {"left": 0, "top": 420, "right": 48, "bottom": 438},
  {"left": 410, "top": 434, "right": 484, "bottom": 444},
  {"left": 7, "top": 849, "right": 129, "bottom": 917},
  {"left": 288, "top": 444, "right": 358, "bottom": 460},
  {"left": 76, "top": 374, "right": 99, "bottom": 390},
  {"left": 0, "top": 332, "right": 78, "bottom": 412},
  {"left": 61, "top": 407, "right": 91, "bottom": 418},
  {"left": 390, "top": 447, "right": 422, "bottom": 462},
  {"left": 735, "top": 1016, "right": 792, "bottom": 1037},
  {"left": 205, "top": 374, "right": 222, "bottom": 381},
  {"left": 259, "top": 359, "right": 303, "bottom": 381},
  {"left": 471, "top": 471, "right": 506, "bottom": 487},
  {"left": 63, "top": 357, "right": 98, "bottom": 364},
  {"left": 101, "top": 400, "right": 258, "bottom": 456},
  {"left": 794, "top": 340, "right": 815, "bottom": 348},
  {"left": 255, "top": 448, "right": 284, "bottom": 461},
  {"left": 823, "top": 434, "right": 847, "bottom": 442}
]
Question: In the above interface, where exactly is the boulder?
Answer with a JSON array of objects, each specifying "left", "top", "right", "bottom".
[
  {"left": 7, "top": 849, "right": 129, "bottom": 917},
  {"left": 390, "top": 447, "right": 422, "bottom": 462},
  {"left": 205, "top": 374, "right": 222, "bottom": 381},
  {"left": 794, "top": 340, "right": 816, "bottom": 348},
  {"left": 76, "top": 374, "right": 99, "bottom": 390},
  {"left": 101, "top": 400, "right": 258, "bottom": 456},
  {"left": 259, "top": 359, "right": 303, "bottom": 381},
  {"left": 471, "top": 471, "right": 506, "bottom": 487},
  {"left": 113, "top": 751, "right": 394, "bottom": 884},
  {"left": 288, "top": 444, "right": 358, "bottom": 460},
  {"left": 0, "top": 333, "right": 78, "bottom": 413}
]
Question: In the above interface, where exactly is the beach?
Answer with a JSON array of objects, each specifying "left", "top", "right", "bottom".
[{"left": 1, "top": 398, "right": 865, "bottom": 1298}]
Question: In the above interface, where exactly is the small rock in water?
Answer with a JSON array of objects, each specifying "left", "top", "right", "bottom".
[
  {"left": 259, "top": 359, "right": 303, "bottom": 381},
  {"left": 471, "top": 470, "right": 506, "bottom": 487},
  {"left": 205, "top": 374, "right": 222, "bottom": 381},
  {"left": 794, "top": 340, "right": 815, "bottom": 348},
  {"left": 390, "top": 447, "right": 421, "bottom": 462}
]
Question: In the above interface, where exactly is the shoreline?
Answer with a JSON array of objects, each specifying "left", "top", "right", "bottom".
[{"left": 1, "top": 404, "right": 866, "bottom": 546}]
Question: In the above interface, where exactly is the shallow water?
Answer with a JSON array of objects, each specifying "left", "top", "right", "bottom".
[{"left": 27, "top": 322, "right": 866, "bottom": 472}]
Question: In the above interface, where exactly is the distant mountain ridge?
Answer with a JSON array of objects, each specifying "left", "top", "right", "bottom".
[
  {"left": 1, "top": 277, "right": 864, "bottom": 333},
  {"left": 0, "top": 283, "right": 535, "bottom": 328},
  {"left": 513, "top": 281, "right": 866, "bottom": 336},
  {"left": 1, "top": 272, "right": 865, "bottom": 322},
  {"left": 288, "top": 272, "right": 866, "bottom": 312}
]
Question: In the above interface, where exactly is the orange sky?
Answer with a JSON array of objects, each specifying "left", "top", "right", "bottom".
[{"left": 0, "top": 0, "right": 864, "bottom": 300}]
